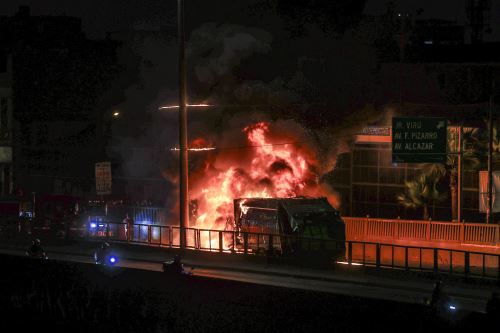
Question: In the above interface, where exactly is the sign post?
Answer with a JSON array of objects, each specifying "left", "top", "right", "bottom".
[
  {"left": 392, "top": 117, "right": 447, "bottom": 163},
  {"left": 95, "top": 162, "right": 112, "bottom": 195}
]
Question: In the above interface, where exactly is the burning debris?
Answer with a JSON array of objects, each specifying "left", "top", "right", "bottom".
[
  {"left": 233, "top": 197, "right": 345, "bottom": 255},
  {"left": 189, "top": 121, "right": 339, "bottom": 240}
]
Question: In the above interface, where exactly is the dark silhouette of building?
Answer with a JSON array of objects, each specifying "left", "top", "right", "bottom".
[
  {"left": 0, "top": 6, "right": 120, "bottom": 198},
  {"left": 330, "top": 7, "right": 500, "bottom": 222}
]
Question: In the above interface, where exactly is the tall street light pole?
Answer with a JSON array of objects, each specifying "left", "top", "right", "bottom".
[
  {"left": 487, "top": 94, "right": 494, "bottom": 224},
  {"left": 178, "top": 0, "right": 188, "bottom": 248}
]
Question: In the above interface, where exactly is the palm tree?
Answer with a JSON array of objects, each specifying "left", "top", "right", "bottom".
[{"left": 398, "top": 164, "right": 448, "bottom": 220}]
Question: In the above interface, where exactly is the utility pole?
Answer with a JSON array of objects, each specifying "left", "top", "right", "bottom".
[
  {"left": 398, "top": 13, "right": 406, "bottom": 109},
  {"left": 457, "top": 124, "right": 462, "bottom": 223},
  {"left": 487, "top": 95, "right": 494, "bottom": 224},
  {"left": 178, "top": 0, "right": 188, "bottom": 248}
]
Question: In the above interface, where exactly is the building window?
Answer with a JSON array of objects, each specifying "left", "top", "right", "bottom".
[
  {"left": 353, "top": 166, "right": 378, "bottom": 183},
  {"left": 37, "top": 124, "right": 48, "bottom": 144},
  {"left": 378, "top": 185, "right": 404, "bottom": 202},
  {"left": 353, "top": 185, "right": 378, "bottom": 202},
  {"left": 0, "top": 53, "right": 6, "bottom": 73},
  {"left": 379, "top": 167, "right": 405, "bottom": 184},
  {"left": 463, "top": 170, "right": 479, "bottom": 189},
  {"left": 353, "top": 149, "right": 378, "bottom": 166},
  {"left": 0, "top": 97, "right": 8, "bottom": 138}
]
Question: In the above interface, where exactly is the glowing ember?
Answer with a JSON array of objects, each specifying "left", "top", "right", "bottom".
[
  {"left": 171, "top": 147, "right": 216, "bottom": 151},
  {"left": 189, "top": 122, "right": 334, "bottom": 250},
  {"left": 171, "top": 138, "right": 216, "bottom": 151},
  {"left": 239, "top": 199, "right": 249, "bottom": 216},
  {"left": 159, "top": 103, "right": 212, "bottom": 110}
]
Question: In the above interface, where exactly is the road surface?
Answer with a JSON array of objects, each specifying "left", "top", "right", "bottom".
[{"left": 2, "top": 246, "right": 495, "bottom": 314}]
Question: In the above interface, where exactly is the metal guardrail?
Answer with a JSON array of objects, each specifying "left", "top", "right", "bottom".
[
  {"left": 4, "top": 220, "right": 500, "bottom": 280},
  {"left": 79, "top": 221, "right": 500, "bottom": 279},
  {"left": 347, "top": 241, "right": 500, "bottom": 280},
  {"left": 344, "top": 217, "right": 500, "bottom": 246},
  {"left": 83, "top": 222, "right": 345, "bottom": 255}
]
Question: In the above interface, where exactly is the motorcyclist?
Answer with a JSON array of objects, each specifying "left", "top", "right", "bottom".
[
  {"left": 430, "top": 280, "right": 443, "bottom": 308},
  {"left": 163, "top": 254, "right": 185, "bottom": 274},
  {"left": 429, "top": 280, "right": 458, "bottom": 321},
  {"left": 172, "top": 254, "right": 184, "bottom": 274},
  {"left": 486, "top": 292, "right": 500, "bottom": 317},
  {"left": 26, "top": 238, "right": 46, "bottom": 258},
  {"left": 94, "top": 241, "right": 111, "bottom": 264}
]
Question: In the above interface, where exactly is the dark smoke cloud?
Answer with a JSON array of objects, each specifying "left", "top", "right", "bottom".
[
  {"left": 189, "top": 23, "right": 272, "bottom": 85},
  {"left": 108, "top": 16, "right": 382, "bottom": 215}
]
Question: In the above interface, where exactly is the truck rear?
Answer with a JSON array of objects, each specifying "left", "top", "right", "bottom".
[{"left": 233, "top": 197, "right": 345, "bottom": 259}]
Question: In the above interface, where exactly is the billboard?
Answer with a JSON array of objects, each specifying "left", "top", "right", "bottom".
[
  {"left": 392, "top": 117, "right": 447, "bottom": 163},
  {"left": 479, "top": 171, "right": 500, "bottom": 213},
  {"left": 95, "top": 162, "right": 112, "bottom": 195}
]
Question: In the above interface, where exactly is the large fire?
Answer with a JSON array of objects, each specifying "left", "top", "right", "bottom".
[{"left": 189, "top": 122, "right": 335, "bottom": 237}]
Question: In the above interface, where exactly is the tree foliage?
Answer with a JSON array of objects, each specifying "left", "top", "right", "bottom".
[{"left": 398, "top": 164, "right": 447, "bottom": 220}]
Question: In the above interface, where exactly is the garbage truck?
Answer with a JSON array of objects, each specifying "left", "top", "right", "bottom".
[{"left": 233, "top": 197, "right": 345, "bottom": 258}]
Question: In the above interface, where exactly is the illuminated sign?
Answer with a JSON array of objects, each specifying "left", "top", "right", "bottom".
[
  {"left": 361, "top": 127, "right": 391, "bottom": 136},
  {"left": 392, "top": 117, "right": 447, "bottom": 163},
  {"left": 95, "top": 162, "right": 112, "bottom": 195}
]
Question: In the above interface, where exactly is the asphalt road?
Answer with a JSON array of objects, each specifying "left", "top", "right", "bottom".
[{"left": 1, "top": 246, "right": 493, "bottom": 315}]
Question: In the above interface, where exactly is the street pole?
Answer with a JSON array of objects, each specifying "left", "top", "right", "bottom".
[
  {"left": 399, "top": 14, "right": 405, "bottom": 110},
  {"left": 487, "top": 95, "right": 494, "bottom": 224},
  {"left": 457, "top": 124, "right": 462, "bottom": 223},
  {"left": 178, "top": 0, "right": 188, "bottom": 248}
]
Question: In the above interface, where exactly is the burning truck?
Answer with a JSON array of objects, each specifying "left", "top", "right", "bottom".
[{"left": 233, "top": 197, "right": 345, "bottom": 258}]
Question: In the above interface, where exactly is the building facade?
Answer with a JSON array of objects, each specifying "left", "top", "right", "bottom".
[
  {"left": 0, "top": 6, "right": 120, "bottom": 199},
  {"left": 0, "top": 55, "right": 13, "bottom": 196},
  {"left": 331, "top": 125, "right": 482, "bottom": 222}
]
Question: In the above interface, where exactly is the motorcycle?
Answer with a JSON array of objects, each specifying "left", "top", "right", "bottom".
[
  {"left": 25, "top": 249, "right": 48, "bottom": 260},
  {"left": 162, "top": 256, "right": 192, "bottom": 275},
  {"left": 94, "top": 251, "right": 118, "bottom": 266},
  {"left": 94, "top": 243, "right": 118, "bottom": 266},
  {"left": 25, "top": 240, "right": 48, "bottom": 259},
  {"left": 432, "top": 294, "right": 463, "bottom": 323}
]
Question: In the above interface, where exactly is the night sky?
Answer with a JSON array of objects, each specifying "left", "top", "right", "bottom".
[
  {"left": 2, "top": 1, "right": 500, "bottom": 190},
  {"left": 1, "top": 0, "right": 500, "bottom": 40}
]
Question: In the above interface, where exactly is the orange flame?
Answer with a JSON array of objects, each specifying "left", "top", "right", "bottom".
[{"left": 189, "top": 122, "right": 332, "bottom": 237}]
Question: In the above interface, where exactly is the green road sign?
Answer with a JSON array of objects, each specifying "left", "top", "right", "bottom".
[{"left": 392, "top": 117, "right": 447, "bottom": 163}]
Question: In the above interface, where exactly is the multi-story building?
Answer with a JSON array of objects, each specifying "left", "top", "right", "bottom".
[
  {"left": 335, "top": 8, "right": 500, "bottom": 223},
  {"left": 331, "top": 124, "right": 482, "bottom": 222},
  {"left": 0, "top": 6, "right": 120, "bottom": 198},
  {"left": 0, "top": 55, "right": 12, "bottom": 195}
]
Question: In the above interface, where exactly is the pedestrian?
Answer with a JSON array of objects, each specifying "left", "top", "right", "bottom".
[
  {"left": 430, "top": 280, "right": 442, "bottom": 308},
  {"left": 124, "top": 213, "right": 134, "bottom": 242},
  {"left": 486, "top": 291, "right": 500, "bottom": 318}
]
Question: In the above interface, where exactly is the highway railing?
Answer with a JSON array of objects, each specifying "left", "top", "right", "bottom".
[
  {"left": 344, "top": 217, "right": 500, "bottom": 246},
  {"left": 347, "top": 240, "right": 500, "bottom": 280},
  {"left": 4, "top": 220, "right": 499, "bottom": 280},
  {"left": 79, "top": 221, "right": 500, "bottom": 279},
  {"left": 74, "top": 221, "right": 346, "bottom": 258}
]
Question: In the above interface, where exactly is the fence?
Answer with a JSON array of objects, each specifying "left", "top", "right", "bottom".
[
  {"left": 7, "top": 219, "right": 500, "bottom": 280},
  {"left": 74, "top": 221, "right": 500, "bottom": 280},
  {"left": 84, "top": 222, "right": 345, "bottom": 255},
  {"left": 344, "top": 217, "right": 500, "bottom": 246},
  {"left": 347, "top": 241, "right": 500, "bottom": 279},
  {"left": 88, "top": 206, "right": 168, "bottom": 225}
]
